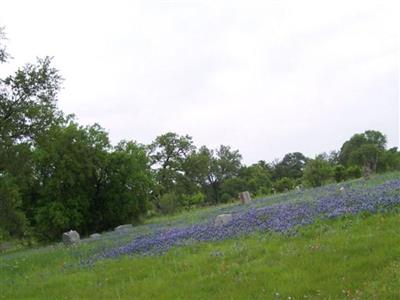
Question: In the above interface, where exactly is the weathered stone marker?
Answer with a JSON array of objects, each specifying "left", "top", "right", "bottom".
[
  {"left": 214, "top": 214, "right": 233, "bottom": 226},
  {"left": 62, "top": 230, "right": 80, "bottom": 246},
  {"left": 239, "top": 191, "right": 251, "bottom": 204},
  {"left": 89, "top": 233, "right": 101, "bottom": 239},
  {"left": 114, "top": 224, "right": 133, "bottom": 233}
]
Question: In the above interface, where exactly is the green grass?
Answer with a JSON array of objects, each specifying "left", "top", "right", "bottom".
[
  {"left": 2, "top": 212, "right": 400, "bottom": 299},
  {"left": 2, "top": 172, "right": 400, "bottom": 299}
]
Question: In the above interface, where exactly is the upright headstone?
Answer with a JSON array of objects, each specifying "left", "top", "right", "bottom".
[
  {"left": 90, "top": 233, "right": 101, "bottom": 239},
  {"left": 62, "top": 230, "right": 80, "bottom": 246},
  {"left": 239, "top": 191, "right": 252, "bottom": 204},
  {"left": 114, "top": 224, "right": 133, "bottom": 233},
  {"left": 214, "top": 214, "right": 233, "bottom": 226}
]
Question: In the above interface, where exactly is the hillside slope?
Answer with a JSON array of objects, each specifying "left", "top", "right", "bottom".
[{"left": 1, "top": 173, "right": 400, "bottom": 299}]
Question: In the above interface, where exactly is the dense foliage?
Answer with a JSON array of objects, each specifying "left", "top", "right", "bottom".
[
  {"left": 0, "top": 30, "right": 153, "bottom": 241},
  {"left": 1, "top": 28, "right": 400, "bottom": 243}
]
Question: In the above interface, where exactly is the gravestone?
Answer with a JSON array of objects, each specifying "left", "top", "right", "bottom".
[
  {"left": 114, "top": 224, "right": 133, "bottom": 233},
  {"left": 214, "top": 214, "right": 233, "bottom": 226},
  {"left": 90, "top": 233, "right": 101, "bottom": 239},
  {"left": 295, "top": 185, "right": 303, "bottom": 191},
  {"left": 239, "top": 191, "right": 251, "bottom": 204},
  {"left": 62, "top": 230, "right": 80, "bottom": 246}
]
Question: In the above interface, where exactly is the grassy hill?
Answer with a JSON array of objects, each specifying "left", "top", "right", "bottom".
[{"left": 1, "top": 172, "right": 400, "bottom": 299}]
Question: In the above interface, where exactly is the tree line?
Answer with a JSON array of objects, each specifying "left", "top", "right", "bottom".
[{"left": 1, "top": 28, "right": 399, "bottom": 243}]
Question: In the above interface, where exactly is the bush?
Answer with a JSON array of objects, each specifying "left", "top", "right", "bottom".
[
  {"left": 303, "top": 157, "right": 334, "bottom": 187},
  {"left": 273, "top": 177, "right": 294, "bottom": 193},
  {"left": 334, "top": 165, "right": 346, "bottom": 182},
  {"left": 34, "top": 202, "right": 71, "bottom": 241},
  {"left": 180, "top": 192, "right": 205, "bottom": 210},
  {"left": 220, "top": 193, "right": 233, "bottom": 203},
  {"left": 159, "top": 192, "right": 180, "bottom": 214},
  {"left": 346, "top": 166, "right": 362, "bottom": 179}
]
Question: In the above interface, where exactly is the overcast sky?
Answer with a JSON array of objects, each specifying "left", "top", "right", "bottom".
[{"left": 1, "top": 0, "right": 398, "bottom": 164}]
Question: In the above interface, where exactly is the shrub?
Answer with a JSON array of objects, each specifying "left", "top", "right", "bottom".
[
  {"left": 334, "top": 165, "right": 346, "bottom": 182},
  {"left": 34, "top": 202, "right": 71, "bottom": 241},
  {"left": 159, "top": 192, "right": 180, "bottom": 214},
  {"left": 274, "top": 177, "right": 294, "bottom": 193},
  {"left": 220, "top": 193, "right": 233, "bottom": 203},
  {"left": 180, "top": 192, "right": 205, "bottom": 210},
  {"left": 346, "top": 166, "right": 362, "bottom": 179},
  {"left": 303, "top": 157, "right": 334, "bottom": 187}
]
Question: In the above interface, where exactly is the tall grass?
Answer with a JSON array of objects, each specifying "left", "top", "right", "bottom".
[{"left": 1, "top": 213, "right": 400, "bottom": 298}]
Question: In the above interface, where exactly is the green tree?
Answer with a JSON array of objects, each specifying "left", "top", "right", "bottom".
[
  {"left": 179, "top": 144, "right": 242, "bottom": 204},
  {"left": 0, "top": 27, "right": 63, "bottom": 240},
  {"left": 206, "top": 145, "right": 242, "bottom": 204},
  {"left": 181, "top": 146, "right": 211, "bottom": 191},
  {"left": 333, "top": 164, "right": 346, "bottom": 182},
  {"left": 345, "top": 165, "right": 362, "bottom": 179},
  {"left": 0, "top": 174, "right": 27, "bottom": 239},
  {"left": 0, "top": 57, "right": 62, "bottom": 144},
  {"left": 94, "top": 141, "right": 153, "bottom": 230},
  {"left": 303, "top": 155, "right": 334, "bottom": 187},
  {"left": 0, "top": 27, "right": 9, "bottom": 63},
  {"left": 148, "top": 132, "right": 195, "bottom": 201},
  {"left": 221, "top": 162, "right": 272, "bottom": 200},
  {"left": 272, "top": 152, "right": 308, "bottom": 180},
  {"left": 273, "top": 177, "right": 295, "bottom": 193},
  {"left": 379, "top": 147, "right": 400, "bottom": 172},
  {"left": 377, "top": 147, "right": 400, "bottom": 172},
  {"left": 33, "top": 122, "right": 110, "bottom": 240},
  {"left": 33, "top": 123, "right": 154, "bottom": 240},
  {"left": 339, "top": 130, "right": 387, "bottom": 172}
]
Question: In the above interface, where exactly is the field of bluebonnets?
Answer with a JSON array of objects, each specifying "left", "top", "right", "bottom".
[
  {"left": 86, "top": 172, "right": 400, "bottom": 260},
  {"left": 2, "top": 172, "right": 400, "bottom": 299}
]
